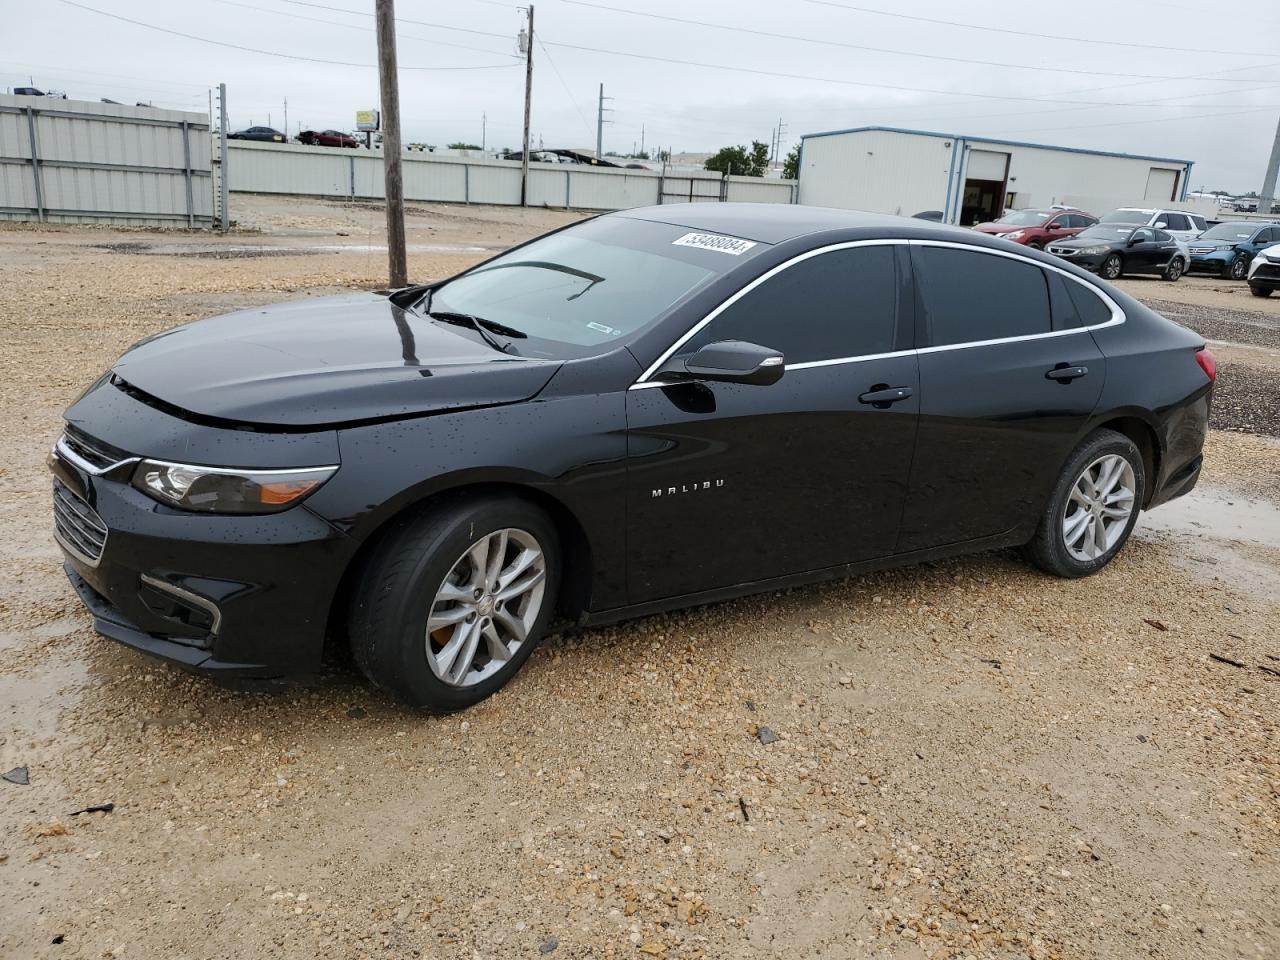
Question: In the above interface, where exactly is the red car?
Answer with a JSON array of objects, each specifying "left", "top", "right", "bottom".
[
  {"left": 972, "top": 208, "right": 1097, "bottom": 249},
  {"left": 297, "top": 129, "right": 358, "bottom": 148}
]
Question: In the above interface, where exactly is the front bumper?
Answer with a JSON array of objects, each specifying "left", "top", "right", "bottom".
[
  {"left": 1047, "top": 249, "right": 1107, "bottom": 271},
  {"left": 1187, "top": 251, "right": 1233, "bottom": 274},
  {"left": 50, "top": 437, "right": 353, "bottom": 678},
  {"left": 1249, "top": 261, "right": 1280, "bottom": 290}
]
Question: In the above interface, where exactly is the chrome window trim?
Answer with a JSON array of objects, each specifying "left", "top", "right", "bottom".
[
  {"left": 632, "top": 239, "right": 910, "bottom": 386},
  {"left": 629, "top": 237, "right": 1123, "bottom": 390},
  {"left": 139, "top": 574, "right": 223, "bottom": 636}
]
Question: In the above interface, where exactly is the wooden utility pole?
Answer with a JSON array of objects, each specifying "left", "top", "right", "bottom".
[
  {"left": 520, "top": 4, "right": 534, "bottom": 206},
  {"left": 376, "top": 0, "right": 407, "bottom": 287}
]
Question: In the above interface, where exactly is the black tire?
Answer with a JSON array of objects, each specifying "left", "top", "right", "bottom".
[
  {"left": 1162, "top": 256, "right": 1184, "bottom": 282},
  {"left": 1250, "top": 284, "right": 1273, "bottom": 298},
  {"left": 348, "top": 495, "right": 560, "bottom": 711},
  {"left": 1100, "top": 254, "right": 1123, "bottom": 280},
  {"left": 1226, "top": 255, "right": 1248, "bottom": 281},
  {"left": 1023, "top": 429, "right": 1146, "bottom": 579},
  {"left": 1026, "top": 240, "right": 1044, "bottom": 251}
]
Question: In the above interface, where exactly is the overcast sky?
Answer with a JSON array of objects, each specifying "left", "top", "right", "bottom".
[{"left": 5, "top": 0, "right": 1279, "bottom": 191}]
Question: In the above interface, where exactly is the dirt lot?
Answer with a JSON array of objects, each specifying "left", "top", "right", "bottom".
[{"left": 1, "top": 196, "right": 1277, "bottom": 960}]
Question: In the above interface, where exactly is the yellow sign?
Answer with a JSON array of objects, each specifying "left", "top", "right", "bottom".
[{"left": 355, "top": 109, "right": 379, "bottom": 132}]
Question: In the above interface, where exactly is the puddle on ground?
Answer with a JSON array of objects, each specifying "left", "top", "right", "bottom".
[
  {"left": 1136, "top": 486, "right": 1280, "bottom": 602},
  {"left": 1140, "top": 486, "right": 1280, "bottom": 549}
]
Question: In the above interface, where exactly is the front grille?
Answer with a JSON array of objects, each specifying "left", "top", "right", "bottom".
[
  {"left": 62, "top": 426, "right": 130, "bottom": 471},
  {"left": 1255, "top": 264, "right": 1280, "bottom": 280},
  {"left": 53, "top": 478, "right": 108, "bottom": 565},
  {"left": 1047, "top": 246, "right": 1076, "bottom": 256}
]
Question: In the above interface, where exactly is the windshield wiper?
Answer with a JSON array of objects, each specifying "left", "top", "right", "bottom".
[{"left": 427, "top": 310, "right": 526, "bottom": 354}]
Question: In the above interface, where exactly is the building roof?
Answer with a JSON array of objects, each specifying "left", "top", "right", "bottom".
[{"left": 799, "top": 125, "right": 1192, "bottom": 167}]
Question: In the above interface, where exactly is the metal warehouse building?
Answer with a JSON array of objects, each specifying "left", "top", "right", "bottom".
[{"left": 796, "top": 125, "right": 1194, "bottom": 226}]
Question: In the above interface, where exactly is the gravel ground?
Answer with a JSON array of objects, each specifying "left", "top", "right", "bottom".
[{"left": 1, "top": 197, "right": 1277, "bottom": 960}]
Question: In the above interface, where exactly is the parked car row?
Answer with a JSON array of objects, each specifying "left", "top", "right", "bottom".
[
  {"left": 977, "top": 204, "right": 1280, "bottom": 290},
  {"left": 228, "top": 127, "right": 358, "bottom": 148}
]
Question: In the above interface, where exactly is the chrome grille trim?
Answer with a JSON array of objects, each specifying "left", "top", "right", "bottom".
[
  {"left": 52, "top": 479, "right": 108, "bottom": 566},
  {"left": 54, "top": 434, "right": 139, "bottom": 477}
]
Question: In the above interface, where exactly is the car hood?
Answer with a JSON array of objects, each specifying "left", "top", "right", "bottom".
[
  {"left": 110, "top": 293, "right": 562, "bottom": 428},
  {"left": 972, "top": 223, "right": 1019, "bottom": 235}
]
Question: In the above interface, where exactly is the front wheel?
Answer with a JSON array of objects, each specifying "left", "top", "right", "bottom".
[
  {"left": 349, "top": 495, "right": 560, "bottom": 711},
  {"left": 1023, "top": 429, "right": 1145, "bottom": 578},
  {"left": 1226, "top": 255, "right": 1248, "bottom": 281},
  {"left": 1163, "top": 257, "right": 1184, "bottom": 282},
  {"left": 1251, "top": 284, "right": 1273, "bottom": 298},
  {"left": 1100, "top": 254, "right": 1123, "bottom": 280}
]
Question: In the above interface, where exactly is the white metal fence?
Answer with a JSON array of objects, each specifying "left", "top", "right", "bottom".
[
  {"left": 0, "top": 95, "right": 213, "bottom": 227},
  {"left": 225, "top": 140, "right": 797, "bottom": 210}
]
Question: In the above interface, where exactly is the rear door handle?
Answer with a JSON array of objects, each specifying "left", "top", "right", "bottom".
[
  {"left": 858, "top": 385, "right": 914, "bottom": 407},
  {"left": 1045, "top": 365, "right": 1089, "bottom": 382}
]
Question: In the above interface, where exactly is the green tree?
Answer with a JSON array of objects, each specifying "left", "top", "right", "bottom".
[
  {"left": 782, "top": 144, "right": 800, "bottom": 181},
  {"left": 448, "top": 142, "right": 482, "bottom": 150},
  {"left": 705, "top": 139, "right": 770, "bottom": 177}
]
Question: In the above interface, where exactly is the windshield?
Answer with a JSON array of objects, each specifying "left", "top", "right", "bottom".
[
  {"left": 1198, "top": 223, "right": 1255, "bottom": 241},
  {"left": 1076, "top": 225, "right": 1132, "bottom": 241},
  {"left": 427, "top": 217, "right": 744, "bottom": 356},
  {"left": 995, "top": 210, "right": 1050, "bottom": 226},
  {"left": 1099, "top": 210, "right": 1151, "bottom": 225}
]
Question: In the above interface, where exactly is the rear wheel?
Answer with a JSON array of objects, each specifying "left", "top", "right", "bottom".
[
  {"left": 1251, "top": 284, "right": 1273, "bottom": 298},
  {"left": 349, "top": 495, "right": 560, "bottom": 711},
  {"left": 1024, "top": 429, "right": 1145, "bottom": 578},
  {"left": 1100, "top": 254, "right": 1123, "bottom": 280},
  {"left": 1163, "top": 257, "right": 1184, "bottom": 282}
]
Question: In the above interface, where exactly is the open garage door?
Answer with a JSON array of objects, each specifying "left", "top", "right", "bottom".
[
  {"left": 959, "top": 149, "right": 1010, "bottom": 225},
  {"left": 1145, "top": 168, "right": 1179, "bottom": 202}
]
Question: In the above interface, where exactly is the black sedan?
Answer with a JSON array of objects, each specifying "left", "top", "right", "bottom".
[
  {"left": 227, "top": 126, "right": 285, "bottom": 143},
  {"left": 50, "top": 205, "right": 1214, "bottom": 711},
  {"left": 1047, "top": 224, "right": 1188, "bottom": 281}
]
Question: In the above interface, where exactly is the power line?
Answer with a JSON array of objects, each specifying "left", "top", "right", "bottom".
[
  {"left": 992, "top": 105, "right": 1280, "bottom": 137},
  {"left": 555, "top": 0, "right": 1271, "bottom": 83},
  {"left": 211, "top": 0, "right": 522, "bottom": 59},
  {"left": 271, "top": 0, "right": 515, "bottom": 40},
  {"left": 50, "top": 0, "right": 520, "bottom": 70},
  {"left": 536, "top": 39, "right": 595, "bottom": 142},
  {"left": 536, "top": 37, "right": 1271, "bottom": 108},
  {"left": 796, "top": 0, "right": 1279, "bottom": 58}
]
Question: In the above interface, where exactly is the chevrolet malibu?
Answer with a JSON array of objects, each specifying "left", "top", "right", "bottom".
[{"left": 51, "top": 205, "right": 1215, "bottom": 711}]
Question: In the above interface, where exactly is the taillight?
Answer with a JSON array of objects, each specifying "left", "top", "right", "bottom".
[{"left": 1195, "top": 346, "right": 1217, "bottom": 383}]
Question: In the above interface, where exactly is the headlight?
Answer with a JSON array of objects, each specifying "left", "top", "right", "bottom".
[
  {"left": 1002, "top": 230, "right": 1025, "bottom": 240},
  {"left": 131, "top": 460, "right": 338, "bottom": 514}
]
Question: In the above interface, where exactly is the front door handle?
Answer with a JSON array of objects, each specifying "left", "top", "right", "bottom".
[
  {"left": 858, "top": 384, "right": 914, "bottom": 407},
  {"left": 1045, "top": 364, "right": 1089, "bottom": 382}
]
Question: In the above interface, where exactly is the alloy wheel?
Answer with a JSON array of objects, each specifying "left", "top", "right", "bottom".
[
  {"left": 1166, "top": 258, "right": 1183, "bottom": 281},
  {"left": 1230, "top": 257, "right": 1247, "bottom": 280},
  {"left": 1061, "top": 454, "right": 1136, "bottom": 562},
  {"left": 425, "top": 528, "right": 547, "bottom": 687},
  {"left": 1102, "top": 255, "right": 1122, "bottom": 280}
]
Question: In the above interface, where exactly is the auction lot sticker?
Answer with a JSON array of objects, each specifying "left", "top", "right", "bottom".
[{"left": 672, "top": 232, "right": 757, "bottom": 255}]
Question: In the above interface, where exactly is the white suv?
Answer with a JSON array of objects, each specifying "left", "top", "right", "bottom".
[{"left": 1096, "top": 208, "right": 1207, "bottom": 242}]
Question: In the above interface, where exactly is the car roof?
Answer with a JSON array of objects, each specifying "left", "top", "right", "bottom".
[{"left": 612, "top": 202, "right": 977, "bottom": 244}]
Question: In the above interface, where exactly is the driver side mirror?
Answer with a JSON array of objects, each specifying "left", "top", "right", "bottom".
[
  {"left": 1154, "top": 221, "right": 1167, "bottom": 229},
  {"left": 658, "top": 340, "right": 785, "bottom": 386}
]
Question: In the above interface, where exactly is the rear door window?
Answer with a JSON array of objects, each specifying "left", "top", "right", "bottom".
[
  {"left": 684, "top": 245, "right": 900, "bottom": 363},
  {"left": 1064, "top": 279, "right": 1114, "bottom": 327},
  {"left": 1162, "top": 213, "right": 1190, "bottom": 231},
  {"left": 914, "top": 247, "right": 1051, "bottom": 346}
]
